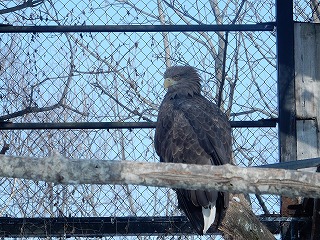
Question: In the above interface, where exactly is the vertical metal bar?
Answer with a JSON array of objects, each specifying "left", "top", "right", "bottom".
[
  {"left": 276, "top": 0, "right": 295, "bottom": 162},
  {"left": 276, "top": 1, "right": 296, "bottom": 239}
]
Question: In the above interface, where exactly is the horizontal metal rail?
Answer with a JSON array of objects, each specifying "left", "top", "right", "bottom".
[
  {"left": 0, "top": 119, "right": 277, "bottom": 130},
  {"left": 0, "top": 23, "right": 276, "bottom": 33},
  {"left": 0, "top": 215, "right": 308, "bottom": 237},
  {"left": 258, "top": 157, "right": 320, "bottom": 170}
]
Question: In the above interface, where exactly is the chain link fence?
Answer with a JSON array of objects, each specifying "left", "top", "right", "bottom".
[{"left": 0, "top": 0, "right": 317, "bottom": 239}]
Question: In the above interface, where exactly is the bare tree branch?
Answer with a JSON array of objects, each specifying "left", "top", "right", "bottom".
[
  {"left": 246, "top": 33, "right": 276, "bottom": 68},
  {"left": 0, "top": 0, "right": 44, "bottom": 15},
  {"left": 255, "top": 194, "right": 271, "bottom": 215},
  {"left": 226, "top": 34, "right": 241, "bottom": 117},
  {"left": 157, "top": 0, "right": 171, "bottom": 68},
  {"left": 115, "top": 0, "right": 159, "bottom": 21},
  {"left": 217, "top": 0, "right": 246, "bottom": 109},
  {"left": 0, "top": 103, "right": 60, "bottom": 121},
  {"left": 162, "top": 0, "right": 203, "bottom": 25},
  {"left": 0, "top": 31, "right": 77, "bottom": 121},
  {"left": 230, "top": 108, "right": 276, "bottom": 118},
  {"left": 0, "top": 141, "right": 9, "bottom": 154},
  {"left": 161, "top": 0, "right": 219, "bottom": 63},
  {"left": 91, "top": 81, "right": 152, "bottom": 122},
  {"left": 68, "top": 34, "right": 158, "bottom": 111}
]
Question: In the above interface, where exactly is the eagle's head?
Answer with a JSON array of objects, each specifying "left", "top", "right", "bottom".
[{"left": 163, "top": 66, "right": 201, "bottom": 97}]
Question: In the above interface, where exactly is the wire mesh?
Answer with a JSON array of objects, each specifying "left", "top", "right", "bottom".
[
  {"left": 293, "top": 0, "right": 320, "bottom": 22},
  {"left": 0, "top": 0, "right": 316, "bottom": 239}
]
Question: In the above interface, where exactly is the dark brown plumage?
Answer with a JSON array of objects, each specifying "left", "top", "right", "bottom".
[{"left": 154, "top": 66, "right": 232, "bottom": 235}]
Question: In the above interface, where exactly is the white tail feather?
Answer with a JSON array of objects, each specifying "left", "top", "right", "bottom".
[{"left": 202, "top": 204, "right": 216, "bottom": 234}]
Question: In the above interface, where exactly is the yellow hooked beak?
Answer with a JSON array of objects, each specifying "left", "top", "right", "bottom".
[{"left": 164, "top": 78, "right": 177, "bottom": 89}]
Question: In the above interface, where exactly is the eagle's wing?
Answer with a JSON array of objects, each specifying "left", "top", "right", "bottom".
[
  {"left": 155, "top": 95, "right": 231, "bottom": 235},
  {"left": 174, "top": 96, "right": 232, "bottom": 165}
]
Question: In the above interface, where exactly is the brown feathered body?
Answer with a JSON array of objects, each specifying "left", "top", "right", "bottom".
[{"left": 154, "top": 66, "right": 232, "bottom": 235}]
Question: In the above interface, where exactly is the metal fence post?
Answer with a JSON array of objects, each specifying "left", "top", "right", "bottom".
[{"left": 276, "top": 0, "right": 297, "bottom": 239}]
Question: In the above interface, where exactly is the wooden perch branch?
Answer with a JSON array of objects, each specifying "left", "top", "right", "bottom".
[
  {"left": 221, "top": 194, "right": 275, "bottom": 240},
  {"left": 0, "top": 154, "right": 319, "bottom": 198}
]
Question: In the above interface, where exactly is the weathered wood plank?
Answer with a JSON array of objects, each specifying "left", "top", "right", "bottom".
[
  {"left": 295, "top": 22, "right": 320, "bottom": 240},
  {"left": 295, "top": 23, "right": 320, "bottom": 163}
]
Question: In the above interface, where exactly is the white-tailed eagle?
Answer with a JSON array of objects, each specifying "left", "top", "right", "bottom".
[{"left": 154, "top": 66, "right": 232, "bottom": 235}]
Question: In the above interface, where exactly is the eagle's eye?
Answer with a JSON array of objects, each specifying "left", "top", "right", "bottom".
[{"left": 173, "top": 74, "right": 182, "bottom": 79}]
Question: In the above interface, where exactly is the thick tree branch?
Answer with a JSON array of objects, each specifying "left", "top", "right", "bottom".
[
  {"left": 221, "top": 194, "right": 275, "bottom": 240},
  {"left": 0, "top": 154, "right": 319, "bottom": 198}
]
